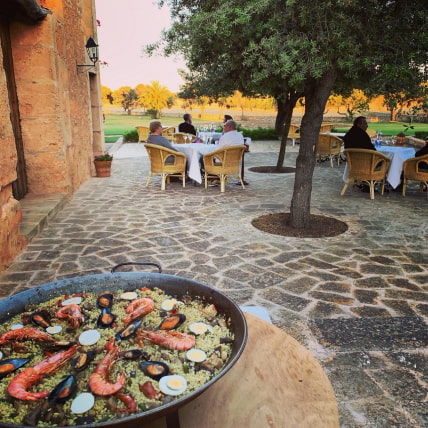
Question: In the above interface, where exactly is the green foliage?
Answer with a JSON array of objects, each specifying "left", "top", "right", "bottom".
[
  {"left": 240, "top": 127, "right": 277, "bottom": 140},
  {"left": 123, "top": 130, "right": 139, "bottom": 142},
  {"left": 415, "top": 131, "right": 428, "bottom": 140},
  {"left": 94, "top": 153, "right": 113, "bottom": 161}
]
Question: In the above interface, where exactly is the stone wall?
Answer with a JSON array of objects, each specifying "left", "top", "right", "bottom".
[{"left": 0, "top": 0, "right": 103, "bottom": 271}]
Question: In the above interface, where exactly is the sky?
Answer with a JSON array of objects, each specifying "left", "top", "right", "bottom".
[{"left": 94, "top": 0, "right": 186, "bottom": 92}]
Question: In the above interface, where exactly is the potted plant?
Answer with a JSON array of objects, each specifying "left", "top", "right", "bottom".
[{"left": 93, "top": 153, "right": 113, "bottom": 177}]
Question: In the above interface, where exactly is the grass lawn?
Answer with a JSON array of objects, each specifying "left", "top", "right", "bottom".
[
  {"left": 103, "top": 112, "right": 428, "bottom": 140},
  {"left": 103, "top": 114, "right": 214, "bottom": 136},
  {"left": 333, "top": 121, "right": 428, "bottom": 137}
]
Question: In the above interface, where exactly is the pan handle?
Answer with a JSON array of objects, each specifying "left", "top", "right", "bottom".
[{"left": 111, "top": 262, "right": 162, "bottom": 274}]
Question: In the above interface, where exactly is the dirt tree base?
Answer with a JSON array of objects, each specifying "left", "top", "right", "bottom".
[
  {"left": 249, "top": 166, "right": 296, "bottom": 173},
  {"left": 252, "top": 213, "right": 348, "bottom": 238}
]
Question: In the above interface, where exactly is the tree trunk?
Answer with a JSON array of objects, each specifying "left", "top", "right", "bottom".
[
  {"left": 289, "top": 71, "right": 337, "bottom": 229},
  {"left": 275, "top": 92, "right": 301, "bottom": 169}
]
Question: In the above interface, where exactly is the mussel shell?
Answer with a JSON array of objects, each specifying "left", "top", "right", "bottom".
[
  {"left": 156, "top": 314, "right": 186, "bottom": 331},
  {"left": 140, "top": 361, "right": 169, "bottom": 380},
  {"left": 96, "top": 293, "right": 114, "bottom": 309},
  {"left": 118, "top": 349, "right": 144, "bottom": 360},
  {"left": 42, "top": 341, "right": 77, "bottom": 351},
  {"left": 30, "top": 310, "right": 51, "bottom": 329},
  {"left": 48, "top": 375, "right": 77, "bottom": 404},
  {"left": 0, "top": 358, "right": 29, "bottom": 379},
  {"left": 72, "top": 350, "right": 96, "bottom": 371},
  {"left": 97, "top": 308, "right": 116, "bottom": 329},
  {"left": 115, "top": 318, "right": 142, "bottom": 341}
]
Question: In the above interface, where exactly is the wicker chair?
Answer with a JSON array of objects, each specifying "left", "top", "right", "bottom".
[
  {"left": 287, "top": 124, "right": 300, "bottom": 146},
  {"left": 341, "top": 149, "right": 391, "bottom": 200},
  {"left": 320, "top": 123, "right": 334, "bottom": 133},
  {"left": 316, "top": 134, "right": 343, "bottom": 167},
  {"left": 173, "top": 132, "right": 196, "bottom": 143},
  {"left": 144, "top": 143, "right": 187, "bottom": 191},
  {"left": 203, "top": 145, "right": 246, "bottom": 193},
  {"left": 162, "top": 126, "right": 176, "bottom": 142},
  {"left": 136, "top": 126, "right": 150, "bottom": 143},
  {"left": 402, "top": 154, "right": 428, "bottom": 198}
]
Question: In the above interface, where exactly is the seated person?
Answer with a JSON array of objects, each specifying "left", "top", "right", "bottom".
[
  {"left": 217, "top": 120, "right": 244, "bottom": 148},
  {"left": 178, "top": 113, "right": 196, "bottom": 135},
  {"left": 343, "top": 116, "right": 376, "bottom": 150},
  {"left": 415, "top": 139, "right": 428, "bottom": 170},
  {"left": 147, "top": 120, "right": 178, "bottom": 163}
]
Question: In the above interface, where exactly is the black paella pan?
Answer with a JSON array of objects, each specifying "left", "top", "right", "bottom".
[{"left": 0, "top": 262, "right": 248, "bottom": 428}]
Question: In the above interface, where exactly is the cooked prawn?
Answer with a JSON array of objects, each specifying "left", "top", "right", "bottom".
[
  {"left": 137, "top": 330, "right": 196, "bottom": 351},
  {"left": 7, "top": 345, "right": 78, "bottom": 401},
  {"left": 0, "top": 327, "right": 57, "bottom": 352},
  {"left": 88, "top": 340, "right": 125, "bottom": 396},
  {"left": 55, "top": 304, "right": 85, "bottom": 328},
  {"left": 122, "top": 297, "right": 154, "bottom": 325},
  {"left": 115, "top": 393, "right": 137, "bottom": 413}
]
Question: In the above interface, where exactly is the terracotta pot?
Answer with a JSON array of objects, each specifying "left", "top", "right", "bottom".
[{"left": 94, "top": 160, "right": 112, "bottom": 177}]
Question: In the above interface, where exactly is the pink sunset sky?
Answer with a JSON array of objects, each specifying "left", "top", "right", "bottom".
[{"left": 95, "top": 0, "right": 186, "bottom": 92}]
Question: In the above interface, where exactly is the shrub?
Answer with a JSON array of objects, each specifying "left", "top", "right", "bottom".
[
  {"left": 415, "top": 131, "right": 428, "bottom": 140},
  {"left": 123, "top": 130, "right": 138, "bottom": 142},
  {"left": 240, "top": 127, "right": 278, "bottom": 140}
]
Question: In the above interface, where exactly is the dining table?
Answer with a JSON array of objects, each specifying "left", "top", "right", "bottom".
[
  {"left": 377, "top": 145, "right": 415, "bottom": 188},
  {"left": 342, "top": 145, "right": 416, "bottom": 189},
  {"left": 144, "top": 313, "right": 339, "bottom": 428},
  {"left": 172, "top": 143, "right": 218, "bottom": 184}
]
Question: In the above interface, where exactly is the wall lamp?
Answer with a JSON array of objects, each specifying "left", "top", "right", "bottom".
[{"left": 77, "top": 37, "right": 99, "bottom": 73}]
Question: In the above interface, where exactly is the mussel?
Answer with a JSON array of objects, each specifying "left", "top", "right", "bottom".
[
  {"left": 96, "top": 293, "right": 114, "bottom": 309},
  {"left": 41, "top": 340, "right": 77, "bottom": 352},
  {"left": 0, "top": 358, "right": 29, "bottom": 379},
  {"left": 115, "top": 318, "right": 142, "bottom": 341},
  {"left": 72, "top": 350, "right": 96, "bottom": 371},
  {"left": 156, "top": 314, "right": 186, "bottom": 331},
  {"left": 48, "top": 375, "right": 77, "bottom": 404},
  {"left": 118, "top": 349, "right": 145, "bottom": 360},
  {"left": 140, "top": 361, "right": 169, "bottom": 380},
  {"left": 97, "top": 308, "right": 116, "bottom": 329},
  {"left": 30, "top": 310, "right": 51, "bottom": 329}
]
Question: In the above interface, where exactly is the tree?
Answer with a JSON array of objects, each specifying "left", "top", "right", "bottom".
[
  {"left": 155, "top": 0, "right": 428, "bottom": 228},
  {"left": 111, "top": 86, "right": 139, "bottom": 115},
  {"left": 139, "top": 81, "right": 174, "bottom": 118},
  {"left": 328, "top": 89, "right": 370, "bottom": 121},
  {"left": 101, "top": 85, "right": 113, "bottom": 104}
]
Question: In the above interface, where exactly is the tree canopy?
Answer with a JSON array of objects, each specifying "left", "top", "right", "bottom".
[{"left": 152, "top": 0, "right": 428, "bottom": 227}]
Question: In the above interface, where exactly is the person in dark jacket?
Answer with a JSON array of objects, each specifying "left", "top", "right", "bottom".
[
  {"left": 178, "top": 113, "right": 197, "bottom": 135},
  {"left": 415, "top": 139, "right": 428, "bottom": 170},
  {"left": 343, "top": 116, "right": 376, "bottom": 150}
]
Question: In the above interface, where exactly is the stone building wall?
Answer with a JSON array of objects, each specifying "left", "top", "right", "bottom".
[{"left": 0, "top": 0, "right": 104, "bottom": 271}]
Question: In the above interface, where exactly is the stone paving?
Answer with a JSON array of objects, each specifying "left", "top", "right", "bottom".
[{"left": 0, "top": 141, "right": 427, "bottom": 427}]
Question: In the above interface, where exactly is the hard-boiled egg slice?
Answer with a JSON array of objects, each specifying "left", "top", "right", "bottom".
[
  {"left": 159, "top": 375, "right": 187, "bottom": 396},
  {"left": 71, "top": 392, "right": 95, "bottom": 414},
  {"left": 0, "top": 351, "right": 3, "bottom": 360},
  {"left": 188, "top": 322, "right": 213, "bottom": 335},
  {"left": 62, "top": 296, "right": 82, "bottom": 306},
  {"left": 186, "top": 348, "right": 207, "bottom": 363},
  {"left": 79, "top": 329, "right": 101, "bottom": 346},
  {"left": 46, "top": 325, "right": 63, "bottom": 335},
  {"left": 161, "top": 299, "right": 183, "bottom": 311},
  {"left": 120, "top": 291, "right": 138, "bottom": 300},
  {"left": 10, "top": 324, "right": 24, "bottom": 330}
]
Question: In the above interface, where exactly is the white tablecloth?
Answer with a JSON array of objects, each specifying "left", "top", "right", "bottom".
[
  {"left": 342, "top": 146, "right": 415, "bottom": 189},
  {"left": 172, "top": 143, "right": 218, "bottom": 184},
  {"left": 378, "top": 146, "right": 415, "bottom": 188}
]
